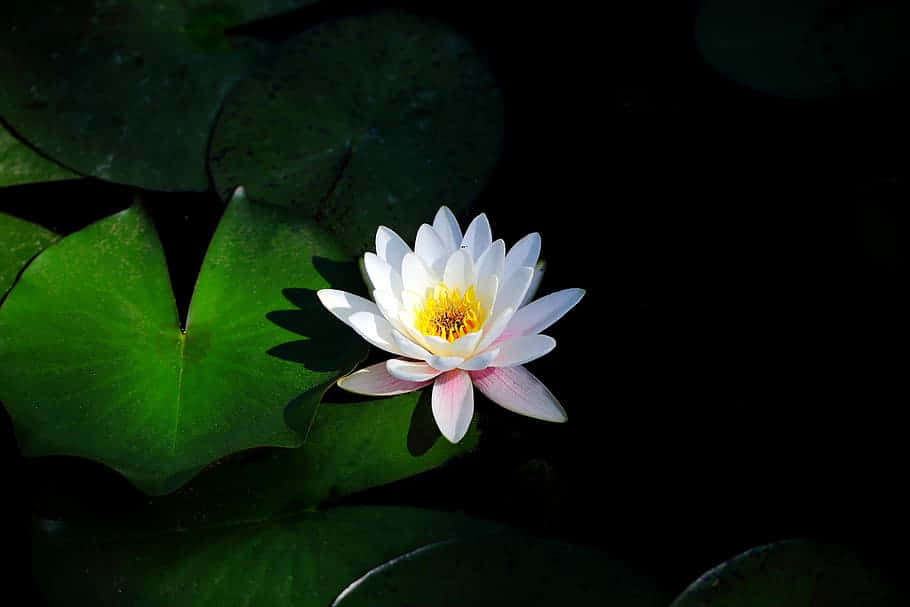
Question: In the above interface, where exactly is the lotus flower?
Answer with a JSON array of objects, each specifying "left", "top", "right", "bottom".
[{"left": 317, "top": 207, "right": 584, "bottom": 443}]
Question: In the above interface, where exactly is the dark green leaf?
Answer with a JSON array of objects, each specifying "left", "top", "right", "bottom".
[
  {"left": 0, "top": 188, "right": 364, "bottom": 494},
  {"left": 209, "top": 10, "right": 504, "bottom": 255}
]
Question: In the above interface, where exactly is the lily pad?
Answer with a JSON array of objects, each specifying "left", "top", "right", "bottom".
[
  {"left": 0, "top": 0, "right": 317, "bottom": 191},
  {"left": 332, "top": 534, "right": 671, "bottom": 607},
  {"left": 32, "top": 506, "right": 500, "bottom": 607},
  {"left": 0, "top": 212, "right": 58, "bottom": 297},
  {"left": 695, "top": 1, "right": 910, "bottom": 99},
  {"left": 0, "top": 124, "right": 78, "bottom": 187},
  {"left": 209, "top": 10, "right": 504, "bottom": 255},
  {"left": 0, "top": 188, "right": 365, "bottom": 494},
  {"left": 671, "top": 539, "right": 902, "bottom": 606}
]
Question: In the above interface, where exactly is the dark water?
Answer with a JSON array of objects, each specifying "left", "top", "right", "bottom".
[{"left": 2, "top": 1, "right": 907, "bottom": 603}]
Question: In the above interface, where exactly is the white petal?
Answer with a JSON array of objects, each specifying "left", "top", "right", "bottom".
[
  {"left": 364, "top": 252, "right": 403, "bottom": 296},
  {"left": 432, "top": 370, "right": 475, "bottom": 443},
  {"left": 475, "top": 238, "right": 505, "bottom": 282},
  {"left": 401, "top": 252, "right": 436, "bottom": 295},
  {"left": 337, "top": 361, "right": 432, "bottom": 396},
  {"left": 504, "top": 232, "right": 541, "bottom": 281},
  {"left": 491, "top": 335, "right": 556, "bottom": 367},
  {"left": 460, "top": 212, "right": 492, "bottom": 261},
  {"left": 458, "top": 347, "right": 499, "bottom": 371},
  {"left": 432, "top": 206, "right": 462, "bottom": 254},
  {"left": 427, "top": 355, "right": 464, "bottom": 372},
  {"left": 373, "top": 289, "right": 406, "bottom": 333},
  {"left": 506, "top": 288, "right": 585, "bottom": 337},
  {"left": 391, "top": 330, "right": 433, "bottom": 361},
  {"left": 317, "top": 289, "right": 404, "bottom": 356},
  {"left": 415, "top": 224, "right": 448, "bottom": 276},
  {"left": 490, "top": 266, "right": 534, "bottom": 321},
  {"left": 386, "top": 358, "right": 443, "bottom": 382},
  {"left": 447, "top": 330, "right": 483, "bottom": 358},
  {"left": 422, "top": 334, "right": 455, "bottom": 357},
  {"left": 470, "top": 366, "right": 566, "bottom": 422},
  {"left": 375, "top": 226, "right": 411, "bottom": 274},
  {"left": 519, "top": 261, "right": 545, "bottom": 307},
  {"left": 476, "top": 274, "right": 499, "bottom": 318},
  {"left": 476, "top": 306, "right": 515, "bottom": 351},
  {"left": 442, "top": 249, "right": 472, "bottom": 294}
]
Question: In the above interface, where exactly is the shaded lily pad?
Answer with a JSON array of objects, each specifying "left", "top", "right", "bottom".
[
  {"left": 209, "top": 10, "right": 504, "bottom": 255},
  {"left": 332, "top": 534, "right": 671, "bottom": 607},
  {"left": 0, "top": 213, "right": 58, "bottom": 298},
  {"left": 671, "top": 539, "right": 902, "bottom": 606},
  {"left": 0, "top": 188, "right": 365, "bottom": 494},
  {"left": 0, "top": 0, "right": 317, "bottom": 191},
  {"left": 0, "top": 124, "right": 78, "bottom": 187},
  {"left": 695, "top": 1, "right": 910, "bottom": 99},
  {"left": 33, "top": 506, "right": 500, "bottom": 607}
]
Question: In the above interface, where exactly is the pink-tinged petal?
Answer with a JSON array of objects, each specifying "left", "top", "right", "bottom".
[
  {"left": 476, "top": 306, "right": 515, "bottom": 351},
  {"left": 460, "top": 213, "right": 492, "bottom": 261},
  {"left": 337, "top": 362, "right": 432, "bottom": 396},
  {"left": 317, "top": 289, "right": 404, "bottom": 356},
  {"left": 490, "top": 266, "right": 534, "bottom": 320},
  {"left": 470, "top": 366, "right": 567, "bottom": 422},
  {"left": 504, "top": 232, "right": 541, "bottom": 281},
  {"left": 458, "top": 347, "right": 499, "bottom": 371},
  {"left": 364, "top": 252, "right": 403, "bottom": 296},
  {"left": 386, "top": 358, "right": 443, "bottom": 382},
  {"left": 475, "top": 239, "right": 505, "bottom": 281},
  {"left": 401, "top": 252, "right": 436, "bottom": 294},
  {"left": 427, "top": 355, "right": 464, "bottom": 372},
  {"left": 442, "top": 249, "right": 472, "bottom": 294},
  {"left": 415, "top": 223, "right": 448, "bottom": 275},
  {"left": 506, "top": 288, "right": 585, "bottom": 337},
  {"left": 375, "top": 226, "right": 411, "bottom": 273},
  {"left": 432, "top": 370, "right": 475, "bottom": 443},
  {"left": 490, "top": 335, "right": 555, "bottom": 367},
  {"left": 391, "top": 330, "right": 433, "bottom": 361},
  {"left": 432, "top": 206, "right": 463, "bottom": 254},
  {"left": 520, "top": 261, "right": 546, "bottom": 307}
]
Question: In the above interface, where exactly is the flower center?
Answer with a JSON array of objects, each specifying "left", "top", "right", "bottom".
[{"left": 415, "top": 283, "right": 484, "bottom": 342}]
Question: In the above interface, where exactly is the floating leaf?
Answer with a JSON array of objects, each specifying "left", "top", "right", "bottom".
[
  {"left": 671, "top": 539, "right": 902, "bottom": 606},
  {"left": 0, "top": 188, "right": 365, "bottom": 494},
  {"left": 0, "top": 212, "right": 58, "bottom": 297},
  {"left": 0, "top": 0, "right": 318, "bottom": 191},
  {"left": 695, "top": 1, "right": 910, "bottom": 99},
  {"left": 332, "top": 534, "right": 671, "bottom": 607},
  {"left": 209, "top": 10, "right": 504, "bottom": 255},
  {"left": 0, "top": 124, "right": 78, "bottom": 187},
  {"left": 33, "top": 506, "right": 500, "bottom": 607}
]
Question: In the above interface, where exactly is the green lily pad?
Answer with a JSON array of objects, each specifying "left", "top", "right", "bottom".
[
  {"left": 32, "top": 506, "right": 500, "bottom": 607},
  {"left": 695, "top": 1, "right": 910, "bottom": 99},
  {"left": 209, "top": 10, "right": 504, "bottom": 255},
  {"left": 0, "top": 0, "right": 317, "bottom": 191},
  {"left": 0, "top": 212, "right": 58, "bottom": 297},
  {"left": 0, "top": 124, "right": 78, "bottom": 187},
  {"left": 332, "top": 534, "right": 671, "bottom": 607},
  {"left": 671, "top": 539, "right": 902, "bottom": 606},
  {"left": 0, "top": 188, "right": 365, "bottom": 494}
]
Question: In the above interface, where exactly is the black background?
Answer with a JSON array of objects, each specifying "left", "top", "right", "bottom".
[{"left": 2, "top": 0, "right": 906, "bottom": 602}]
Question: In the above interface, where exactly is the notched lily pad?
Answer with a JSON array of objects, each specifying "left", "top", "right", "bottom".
[
  {"left": 209, "top": 10, "right": 505, "bottom": 255},
  {"left": 0, "top": 0, "right": 318, "bottom": 191},
  {"left": 671, "top": 539, "right": 902, "bottom": 606},
  {"left": 0, "top": 212, "right": 58, "bottom": 297},
  {"left": 0, "top": 188, "right": 363, "bottom": 494}
]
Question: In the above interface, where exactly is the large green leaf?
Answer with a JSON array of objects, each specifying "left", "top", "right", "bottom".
[
  {"left": 0, "top": 188, "right": 365, "bottom": 494},
  {"left": 695, "top": 1, "right": 910, "bottom": 99},
  {"left": 32, "top": 506, "right": 500, "bottom": 607},
  {"left": 332, "top": 534, "right": 672, "bottom": 606},
  {"left": 209, "top": 10, "right": 504, "bottom": 255},
  {"left": 671, "top": 539, "right": 902, "bottom": 606},
  {"left": 0, "top": 212, "right": 58, "bottom": 297},
  {"left": 0, "top": 0, "right": 317, "bottom": 191},
  {"left": 0, "top": 124, "right": 78, "bottom": 187}
]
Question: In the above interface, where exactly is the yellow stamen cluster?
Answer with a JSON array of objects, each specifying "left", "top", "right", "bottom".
[{"left": 415, "top": 283, "right": 484, "bottom": 342}]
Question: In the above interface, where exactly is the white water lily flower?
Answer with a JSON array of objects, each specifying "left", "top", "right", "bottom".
[{"left": 317, "top": 207, "right": 585, "bottom": 443}]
